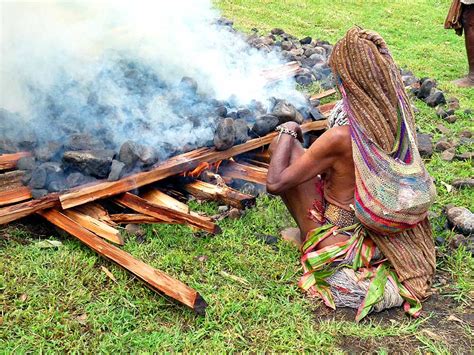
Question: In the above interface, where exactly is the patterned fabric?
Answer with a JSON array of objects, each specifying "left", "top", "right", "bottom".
[
  {"left": 299, "top": 223, "right": 422, "bottom": 322},
  {"left": 324, "top": 202, "right": 356, "bottom": 228},
  {"left": 327, "top": 100, "right": 348, "bottom": 128},
  {"left": 307, "top": 179, "right": 355, "bottom": 229},
  {"left": 340, "top": 83, "right": 437, "bottom": 235},
  {"left": 328, "top": 27, "right": 436, "bottom": 301}
]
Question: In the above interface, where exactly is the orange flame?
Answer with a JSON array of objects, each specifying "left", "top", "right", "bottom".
[{"left": 183, "top": 160, "right": 223, "bottom": 178}]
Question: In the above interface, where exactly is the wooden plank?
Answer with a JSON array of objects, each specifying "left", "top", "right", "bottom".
[
  {"left": 110, "top": 213, "right": 165, "bottom": 224},
  {"left": 0, "top": 152, "right": 32, "bottom": 171},
  {"left": 220, "top": 160, "right": 268, "bottom": 185},
  {"left": 0, "top": 170, "right": 26, "bottom": 190},
  {"left": 62, "top": 209, "right": 124, "bottom": 245},
  {"left": 0, "top": 186, "right": 32, "bottom": 206},
  {"left": 59, "top": 120, "right": 328, "bottom": 210},
  {"left": 38, "top": 209, "right": 207, "bottom": 314},
  {"left": 183, "top": 180, "right": 256, "bottom": 209},
  {"left": 115, "top": 192, "right": 220, "bottom": 234},
  {"left": 141, "top": 188, "right": 190, "bottom": 214},
  {"left": 318, "top": 102, "right": 337, "bottom": 114},
  {"left": 310, "top": 89, "right": 337, "bottom": 101},
  {"left": 0, "top": 193, "right": 59, "bottom": 225},
  {"left": 261, "top": 61, "right": 302, "bottom": 83},
  {"left": 75, "top": 202, "right": 116, "bottom": 226}
]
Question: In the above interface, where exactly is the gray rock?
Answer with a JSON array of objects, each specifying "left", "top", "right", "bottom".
[
  {"left": 107, "top": 160, "right": 126, "bottom": 181},
  {"left": 63, "top": 150, "right": 114, "bottom": 178},
  {"left": 29, "top": 167, "right": 47, "bottom": 189},
  {"left": 309, "top": 107, "right": 325, "bottom": 121},
  {"left": 459, "top": 129, "right": 472, "bottom": 139},
  {"left": 424, "top": 90, "right": 446, "bottom": 107},
  {"left": 31, "top": 189, "right": 49, "bottom": 199},
  {"left": 281, "top": 40, "right": 292, "bottom": 51},
  {"left": 252, "top": 115, "right": 279, "bottom": 136},
  {"left": 290, "top": 48, "right": 304, "bottom": 57},
  {"left": 0, "top": 139, "right": 17, "bottom": 153},
  {"left": 118, "top": 140, "right": 142, "bottom": 167},
  {"left": 272, "top": 100, "right": 297, "bottom": 124},
  {"left": 271, "top": 28, "right": 285, "bottom": 35},
  {"left": 436, "top": 106, "right": 448, "bottom": 119},
  {"left": 233, "top": 119, "right": 249, "bottom": 144},
  {"left": 39, "top": 162, "right": 62, "bottom": 175},
  {"left": 34, "top": 141, "right": 62, "bottom": 162},
  {"left": 139, "top": 146, "right": 158, "bottom": 166},
  {"left": 215, "top": 106, "right": 227, "bottom": 118},
  {"left": 66, "top": 172, "right": 95, "bottom": 188},
  {"left": 446, "top": 206, "right": 474, "bottom": 236},
  {"left": 179, "top": 76, "right": 198, "bottom": 94},
  {"left": 236, "top": 108, "right": 254, "bottom": 121},
  {"left": 214, "top": 118, "right": 235, "bottom": 151},
  {"left": 436, "top": 124, "right": 451, "bottom": 135},
  {"left": 446, "top": 115, "right": 457, "bottom": 124},
  {"left": 295, "top": 74, "right": 312, "bottom": 86},
  {"left": 66, "top": 134, "right": 105, "bottom": 151},
  {"left": 21, "top": 171, "right": 32, "bottom": 185},
  {"left": 434, "top": 140, "right": 452, "bottom": 152},
  {"left": 17, "top": 156, "right": 36, "bottom": 171},
  {"left": 402, "top": 75, "right": 417, "bottom": 86},
  {"left": 417, "top": 133, "right": 433, "bottom": 158},
  {"left": 300, "top": 36, "right": 312, "bottom": 45},
  {"left": 447, "top": 97, "right": 460, "bottom": 111},
  {"left": 455, "top": 152, "right": 474, "bottom": 161},
  {"left": 47, "top": 178, "right": 67, "bottom": 193},
  {"left": 417, "top": 78, "right": 436, "bottom": 99},
  {"left": 441, "top": 148, "right": 455, "bottom": 161},
  {"left": 452, "top": 178, "right": 474, "bottom": 189}
]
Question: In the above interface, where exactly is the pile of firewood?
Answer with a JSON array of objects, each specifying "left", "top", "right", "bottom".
[{"left": 0, "top": 67, "right": 336, "bottom": 314}]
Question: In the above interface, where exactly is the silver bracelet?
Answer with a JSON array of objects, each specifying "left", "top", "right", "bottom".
[{"left": 275, "top": 125, "right": 298, "bottom": 139}]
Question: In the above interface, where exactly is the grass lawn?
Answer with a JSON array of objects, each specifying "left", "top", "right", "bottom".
[{"left": 1, "top": 0, "right": 473, "bottom": 352}]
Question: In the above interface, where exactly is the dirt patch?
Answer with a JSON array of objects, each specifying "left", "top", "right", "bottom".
[{"left": 314, "top": 272, "right": 473, "bottom": 353}]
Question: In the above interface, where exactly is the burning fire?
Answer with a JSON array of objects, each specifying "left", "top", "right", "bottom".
[{"left": 183, "top": 161, "right": 223, "bottom": 178}]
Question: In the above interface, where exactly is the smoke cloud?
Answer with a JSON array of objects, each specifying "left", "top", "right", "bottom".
[{"left": 0, "top": 0, "right": 305, "bottom": 156}]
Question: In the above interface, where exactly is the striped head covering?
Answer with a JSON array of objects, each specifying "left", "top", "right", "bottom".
[{"left": 328, "top": 27, "right": 435, "bottom": 300}]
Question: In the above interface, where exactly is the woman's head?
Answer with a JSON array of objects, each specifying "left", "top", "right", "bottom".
[{"left": 329, "top": 27, "right": 414, "bottom": 151}]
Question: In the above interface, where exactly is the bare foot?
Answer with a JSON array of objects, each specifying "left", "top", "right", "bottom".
[
  {"left": 280, "top": 227, "right": 302, "bottom": 247},
  {"left": 452, "top": 75, "right": 474, "bottom": 88}
]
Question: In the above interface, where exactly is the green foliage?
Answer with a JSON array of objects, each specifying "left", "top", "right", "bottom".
[{"left": 1, "top": 0, "right": 473, "bottom": 352}]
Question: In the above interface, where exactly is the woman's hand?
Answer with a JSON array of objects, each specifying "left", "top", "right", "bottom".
[{"left": 280, "top": 121, "right": 303, "bottom": 143}]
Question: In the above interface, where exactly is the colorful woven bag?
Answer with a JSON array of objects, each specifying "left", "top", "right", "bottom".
[{"left": 341, "top": 88, "right": 437, "bottom": 234}]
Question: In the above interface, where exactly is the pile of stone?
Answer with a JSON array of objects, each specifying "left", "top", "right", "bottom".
[{"left": 246, "top": 28, "right": 335, "bottom": 89}]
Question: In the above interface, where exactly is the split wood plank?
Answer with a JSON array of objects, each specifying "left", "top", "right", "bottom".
[
  {"left": 75, "top": 202, "right": 116, "bottom": 226},
  {"left": 0, "top": 152, "right": 32, "bottom": 171},
  {"left": 182, "top": 180, "right": 256, "bottom": 209},
  {"left": 0, "top": 186, "right": 32, "bottom": 206},
  {"left": 115, "top": 192, "right": 220, "bottom": 234},
  {"left": 38, "top": 209, "right": 207, "bottom": 314},
  {"left": 261, "top": 61, "right": 302, "bottom": 83},
  {"left": 318, "top": 102, "right": 337, "bottom": 114},
  {"left": 141, "top": 188, "right": 191, "bottom": 214},
  {"left": 0, "top": 193, "right": 59, "bottom": 225},
  {"left": 310, "top": 89, "right": 337, "bottom": 101},
  {"left": 59, "top": 119, "right": 328, "bottom": 210},
  {"left": 62, "top": 209, "right": 124, "bottom": 245},
  {"left": 219, "top": 160, "right": 267, "bottom": 185},
  {"left": 0, "top": 170, "right": 26, "bottom": 190},
  {"left": 110, "top": 213, "right": 165, "bottom": 224}
]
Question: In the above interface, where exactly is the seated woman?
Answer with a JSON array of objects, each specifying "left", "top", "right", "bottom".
[{"left": 267, "top": 27, "right": 436, "bottom": 321}]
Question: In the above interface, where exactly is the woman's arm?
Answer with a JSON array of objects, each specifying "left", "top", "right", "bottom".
[{"left": 266, "top": 124, "right": 344, "bottom": 194}]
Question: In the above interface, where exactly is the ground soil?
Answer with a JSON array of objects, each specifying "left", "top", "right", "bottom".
[{"left": 315, "top": 272, "right": 473, "bottom": 353}]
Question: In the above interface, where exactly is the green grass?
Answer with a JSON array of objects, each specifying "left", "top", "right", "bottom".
[{"left": 1, "top": 0, "right": 473, "bottom": 352}]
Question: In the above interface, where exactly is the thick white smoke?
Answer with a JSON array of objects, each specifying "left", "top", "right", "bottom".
[{"left": 0, "top": 0, "right": 305, "bottom": 153}]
